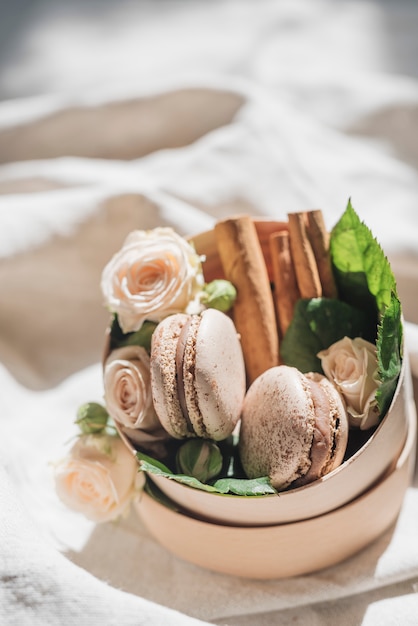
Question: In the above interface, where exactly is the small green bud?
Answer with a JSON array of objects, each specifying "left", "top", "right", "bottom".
[
  {"left": 76, "top": 402, "right": 109, "bottom": 435},
  {"left": 202, "top": 279, "right": 237, "bottom": 312},
  {"left": 176, "top": 439, "right": 223, "bottom": 483}
]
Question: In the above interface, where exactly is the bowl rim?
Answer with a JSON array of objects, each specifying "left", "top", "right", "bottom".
[
  {"left": 124, "top": 351, "right": 408, "bottom": 500},
  {"left": 135, "top": 397, "right": 416, "bottom": 578},
  {"left": 141, "top": 396, "right": 416, "bottom": 528},
  {"left": 149, "top": 354, "right": 405, "bottom": 499}
]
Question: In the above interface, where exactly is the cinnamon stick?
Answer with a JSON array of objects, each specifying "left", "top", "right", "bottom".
[
  {"left": 306, "top": 209, "right": 338, "bottom": 298},
  {"left": 288, "top": 212, "right": 322, "bottom": 299},
  {"left": 214, "top": 215, "right": 279, "bottom": 384},
  {"left": 269, "top": 230, "right": 300, "bottom": 337}
]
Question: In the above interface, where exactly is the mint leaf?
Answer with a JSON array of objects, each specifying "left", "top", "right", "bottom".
[
  {"left": 137, "top": 451, "right": 174, "bottom": 473},
  {"left": 330, "top": 199, "right": 396, "bottom": 318},
  {"left": 376, "top": 293, "right": 403, "bottom": 416},
  {"left": 110, "top": 316, "right": 157, "bottom": 353},
  {"left": 137, "top": 452, "right": 220, "bottom": 492},
  {"left": 281, "top": 298, "right": 369, "bottom": 373},
  {"left": 137, "top": 452, "right": 276, "bottom": 496},
  {"left": 213, "top": 476, "right": 276, "bottom": 496},
  {"left": 137, "top": 453, "right": 220, "bottom": 491},
  {"left": 330, "top": 200, "right": 403, "bottom": 419}
]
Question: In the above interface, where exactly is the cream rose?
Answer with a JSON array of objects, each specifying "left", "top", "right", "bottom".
[
  {"left": 318, "top": 336, "right": 380, "bottom": 430},
  {"left": 54, "top": 434, "right": 142, "bottom": 523},
  {"left": 104, "top": 345, "right": 160, "bottom": 432},
  {"left": 101, "top": 227, "right": 205, "bottom": 333}
]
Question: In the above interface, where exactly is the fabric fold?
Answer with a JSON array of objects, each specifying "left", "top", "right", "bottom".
[{"left": 1, "top": 2, "right": 418, "bottom": 623}]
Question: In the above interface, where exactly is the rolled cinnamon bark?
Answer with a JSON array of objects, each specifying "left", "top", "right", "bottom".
[
  {"left": 214, "top": 216, "right": 279, "bottom": 384},
  {"left": 288, "top": 212, "right": 322, "bottom": 299},
  {"left": 269, "top": 230, "right": 300, "bottom": 337},
  {"left": 306, "top": 210, "right": 338, "bottom": 298}
]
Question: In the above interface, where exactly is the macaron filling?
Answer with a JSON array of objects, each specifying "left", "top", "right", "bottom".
[
  {"left": 295, "top": 376, "right": 346, "bottom": 486},
  {"left": 296, "top": 379, "right": 334, "bottom": 484},
  {"left": 175, "top": 317, "right": 197, "bottom": 436},
  {"left": 175, "top": 315, "right": 211, "bottom": 438}
]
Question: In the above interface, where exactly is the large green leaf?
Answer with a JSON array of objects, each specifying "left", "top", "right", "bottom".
[
  {"left": 376, "top": 292, "right": 403, "bottom": 416},
  {"left": 137, "top": 452, "right": 276, "bottom": 496},
  {"left": 330, "top": 199, "right": 396, "bottom": 317},
  {"left": 281, "top": 298, "right": 369, "bottom": 373},
  {"left": 330, "top": 201, "right": 403, "bottom": 418}
]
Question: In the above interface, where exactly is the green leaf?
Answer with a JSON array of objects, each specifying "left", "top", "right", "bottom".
[
  {"left": 281, "top": 298, "right": 369, "bottom": 373},
  {"left": 330, "top": 199, "right": 396, "bottom": 318},
  {"left": 137, "top": 451, "right": 173, "bottom": 473},
  {"left": 376, "top": 292, "right": 403, "bottom": 416},
  {"left": 136, "top": 451, "right": 276, "bottom": 496},
  {"left": 110, "top": 315, "right": 157, "bottom": 353},
  {"left": 137, "top": 452, "right": 220, "bottom": 492},
  {"left": 330, "top": 200, "right": 403, "bottom": 419},
  {"left": 213, "top": 476, "right": 277, "bottom": 496}
]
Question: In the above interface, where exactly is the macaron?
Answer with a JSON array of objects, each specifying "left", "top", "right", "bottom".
[
  {"left": 238, "top": 365, "right": 349, "bottom": 490},
  {"left": 150, "top": 309, "right": 246, "bottom": 441}
]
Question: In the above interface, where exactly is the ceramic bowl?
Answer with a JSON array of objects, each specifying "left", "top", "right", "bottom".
[
  {"left": 138, "top": 220, "right": 413, "bottom": 526},
  {"left": 135, "top": 397, "right": 417, "bottom": 579},
  {"left": 145, "top": 356, "right": 411, "bottom": 525}
]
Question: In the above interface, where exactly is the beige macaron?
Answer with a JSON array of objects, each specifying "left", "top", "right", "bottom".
[
  {"left": 238, "top": 365, "right": 349, "bottom": 490},
  {"left": 150, "top": 309, "right": 246, "bottom": 441}
]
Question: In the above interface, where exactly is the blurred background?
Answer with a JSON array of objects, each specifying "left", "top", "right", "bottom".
[
  {"left": 1, "top": 0, "right": 418, "bottom": 101},
  {"left": 1, "top": 0, "right": 418, "bottom": 176},
  {"left": 1, "top": 0, "right": 417, "bottom": 239}
]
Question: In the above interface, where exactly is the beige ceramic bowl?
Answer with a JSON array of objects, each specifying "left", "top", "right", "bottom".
[
  {"left": 136, "top": 398, "right": 416, "bottom": 579},
  {"left": 145, "top": 357, "right": 411, "bottom": 525},
  {"left": 138, "top": 220, "right": 413, "bottom": 526}
]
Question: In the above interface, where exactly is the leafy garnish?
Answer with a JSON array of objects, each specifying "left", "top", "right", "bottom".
[
  {"left": 330, "top": 199, "right": 396, "bottom": 318},
  {"left": 281, "top": 298, "right": 369, "bottom": 373},
  {"left": 137, "top": 452, "right": 276, "bottom": 496},
  {"left": 109, "top": 315, "right": 157, "bottom": 353},
  {"left": 331, "top": 200, "right": 403, "bottom": 418},
  {"left": 213, "top": 476, "right": 276, "bottom": 496},
  {"left": 376, "top": 292, "right": 403, "bottom": 416}
]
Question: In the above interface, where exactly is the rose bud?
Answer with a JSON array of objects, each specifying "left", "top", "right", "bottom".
[
  {"left": 201, "top": 279, "right": 237, "bottom": 313},
  {"left": 176, "top": 439, "right": 223, "bottom": 483},
  {"left": 76, "top": 402, "right": 109, "bottom": 434}
]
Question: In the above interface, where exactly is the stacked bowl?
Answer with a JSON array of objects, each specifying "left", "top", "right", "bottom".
[{"left": 123, "top": 220, "right": 417, "bottom": 579}]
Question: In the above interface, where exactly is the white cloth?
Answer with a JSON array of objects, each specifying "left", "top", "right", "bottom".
[{"left": 1, "top": 2, "right": 418, "bottom": 625}]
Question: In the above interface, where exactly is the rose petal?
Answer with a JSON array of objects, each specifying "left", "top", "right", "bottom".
[
  {"left": 101, "top": 227, "right": 205, "bottom": 332},
  {"left": 318, "top": 336, "right": 379, "bottom": 429},
  {"left": 55, "top": 435, "right": 138, "bottom": 523}
]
